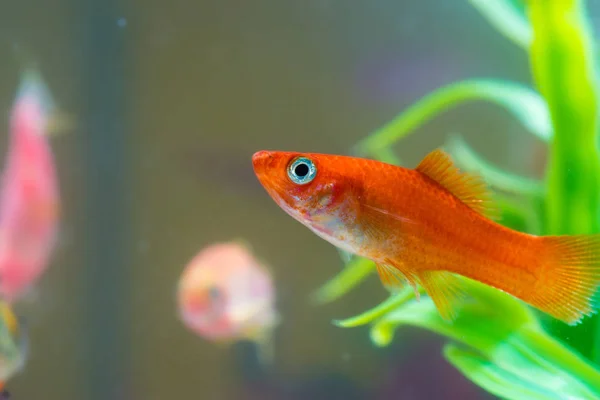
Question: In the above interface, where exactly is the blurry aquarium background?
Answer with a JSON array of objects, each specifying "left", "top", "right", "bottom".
[{"left": 2, "top": 0, "right": 600, "bottom": 399}]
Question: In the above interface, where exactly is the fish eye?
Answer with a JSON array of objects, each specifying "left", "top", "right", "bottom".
[
  {"left": 208, "top": 286, "right": 221, "bottom": 300},
  {"left": 287, "top": 157, "right": 317, "bottom": 185}
]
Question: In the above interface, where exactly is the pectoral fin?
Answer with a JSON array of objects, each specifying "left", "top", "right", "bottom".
[{"left": 375, "top": 260, "right": 420, "bottom": 300}]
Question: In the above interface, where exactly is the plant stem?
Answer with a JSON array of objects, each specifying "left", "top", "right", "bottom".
[
  {"left": 468, "top": 0, "right": 531, "bottom": 49},
  {"left": 310, "top": 258, "right": 375, "bottom": 304},
  {"left": 527, "top": 0, "right": 600, "bottom": 362},
  {"left": 353, "top": 80, "right": 550, "bottom": 157},
  {"left": 446, "top": 134, "right": 545, "bottom": 196}
]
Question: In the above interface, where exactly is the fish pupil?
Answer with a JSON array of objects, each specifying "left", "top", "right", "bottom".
[
  {"left": 294, "top": 163, "right": 309, "bottom": 177},
  {"left": 208, "top": 286, "right": 221, "bottom": 300},
  {"left": 287, "top": 157, "right": 316, "bottom": 184}
]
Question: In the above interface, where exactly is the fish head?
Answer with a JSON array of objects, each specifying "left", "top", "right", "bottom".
[
  {"left": 177, "top": 242, "right": 277, "bottom": 341},
  {"left": 177, "top": 258, "right": 230, "bottom": 337},
  {"left": 252, "top": 151, "right": 363, "bottom": 248}
]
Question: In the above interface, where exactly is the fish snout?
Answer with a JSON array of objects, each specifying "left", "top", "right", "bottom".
[
  {"left": 252, "top": 150, "right": 274, "bottom": 169},
  {"left": 252, "top": 151, "right": 278, "bottom": 181}
]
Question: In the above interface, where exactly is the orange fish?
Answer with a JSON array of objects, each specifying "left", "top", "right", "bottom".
[
  {"left": 0, "top": 71, "right": 60, "bottom": 302},
  {"left": 252, "top": 149, "right": 600, "bottom": 325},
  {"left": 177, "top": 241, "right": 279, "bottom": 362}
]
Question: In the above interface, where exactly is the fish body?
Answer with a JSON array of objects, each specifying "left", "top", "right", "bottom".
[
  {"left": 252, "top": 149, "right": 600, "bottom": 325},
  {"left": 177, "top": 241, "right": 278, "bottom": 362},
  {"left": 0, "top": 71, "right": 60, "bottom": 302}
]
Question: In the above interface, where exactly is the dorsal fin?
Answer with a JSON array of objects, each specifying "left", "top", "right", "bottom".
[{"left": 416, "top": 149, "right": 497, "bottom": 218}]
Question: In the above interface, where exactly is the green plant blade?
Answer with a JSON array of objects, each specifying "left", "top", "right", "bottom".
[
  {"left": 516, "top": 328, "right": 600, "bottom": 392},
  {"left": 444, "top": 345, "right": 590, "bottom": 400},
  {"left": 369, "top": 283, "right": 536, "bottom": 350},
  {"left": 500, "top": 334, "right": 599, "bottom": 398},
  {"left": 468, "top": 0, "right": 530, "bottom": 49},
  {"left": 354, "top": 79, "right": 551, "bottom": 158},
  {"left": 444, "top": 134, "right": 545, "bottom": 233},
  {"left": 336, "top": 278, "right": 537, "bottom": 348},
  {"left": 529, "top": 0, "right": 600, "bottom": 235},
  {"left": 445, "top": 135, "right": 544, "bottom": 197},
  {"left": 372, "top": 147, "right": 402, "bottom": 165},
  {"left": 527, "top": 0, "right": 600, "bottom": 362},
  {"left": 445, "top": 327, "right": 600, "bottom": 399},
  {"left": 333, "top": 286, "right": 419, "bottom": 328},
  {"left": 334, "top": 277, "right": 600, "bottom": 398},
  {"left": 310, "top": 257, "right": 375, "bottom": 304},
  {"left": 491, "top": 192, "right": 543, "bottom": 234}
]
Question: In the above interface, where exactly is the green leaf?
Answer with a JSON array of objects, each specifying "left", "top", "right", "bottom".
[
  {"left": 444, "top": 345, "right": 593, "bottom": 400},
  {"left": 444, "top": 345, "right": 559, "bottom": 400},
  {"left": 444, "top": 134, "right": 544, "bottom": 233},
  {"left": 445, "top": 328, "right": 600, "bottom": 400},
  {"left": 354, "top": 79, "right": 551, "bottom": 159},
  {"left": 335, "top": 277, "right": 537, "bottom": 350},
  {"left": 527, "top": 0, "right": 600, "bottom": 362},
  {"left": 495, "top": 193, "right": 544, "bottom": 234},
  {"left": 492, "top": 196, "right": 530, "bottom": 232},
  {"left": 333, "top": 285, "right": 420, "bottom": 328},
  {"left": 445, "top": 135, "right": 544, "bottom": 197},
  {"left": 468, "top": 0, "right": 531, "bottom": 49},
  {"left": 310, "top": 257, "right": 375, "bottom": 305},
  {"left": 365, "top": 279, "right": 537, "bottom": 351},
  {"left": 372, "top": 147, "right": 402, "bottom": 166},
  {"left": 334, "top": 278, "right": 600, "bottom": 399}
]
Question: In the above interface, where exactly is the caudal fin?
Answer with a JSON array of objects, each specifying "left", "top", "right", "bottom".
[{"left": 530, "top": 234, "right": 600, "bottom": 325}]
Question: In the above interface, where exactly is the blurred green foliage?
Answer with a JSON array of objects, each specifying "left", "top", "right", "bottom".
[
  {"left": 0, "top": 303, "right": 27, "bottom": 386},
  {"left": 314, "top": 0, "right": 600, "bottom": 398}
]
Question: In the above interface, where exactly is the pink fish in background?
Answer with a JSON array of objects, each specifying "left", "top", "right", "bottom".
[
  {"left": 177, "top": 241, "right": 279, "bottom": 363},
  {"left": 0, "top": 71, "right": 60, "bottom": 302}
]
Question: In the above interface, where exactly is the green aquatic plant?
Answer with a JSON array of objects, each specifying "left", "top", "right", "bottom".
[{"left": 313, "top": 0, "right": 600, "bottom": 398}]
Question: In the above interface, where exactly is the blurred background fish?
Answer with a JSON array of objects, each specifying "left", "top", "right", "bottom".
[
  {"left": 177, "top": 241, "right": 279, "bottom": 365},
  {"left": 0, "top": 70, "right": 60, "bottom": 303}
]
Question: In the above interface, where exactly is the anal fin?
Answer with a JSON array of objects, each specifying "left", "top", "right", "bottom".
[{"left": 418, "top": 271, "right": 467, "bottom": 321}]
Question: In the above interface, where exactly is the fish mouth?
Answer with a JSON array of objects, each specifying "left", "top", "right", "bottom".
[
  {"left": 252, "top": 150, "right": 274, "bottom": 162},
  {"left": 252, "top": 150, "right": 274, "bottom": 174},
  {"left": 252, "top": 150, "right": 281, "bottom": 194},
  {"left": 252, "top": 150, "right": 302, "bottom": 217}
]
